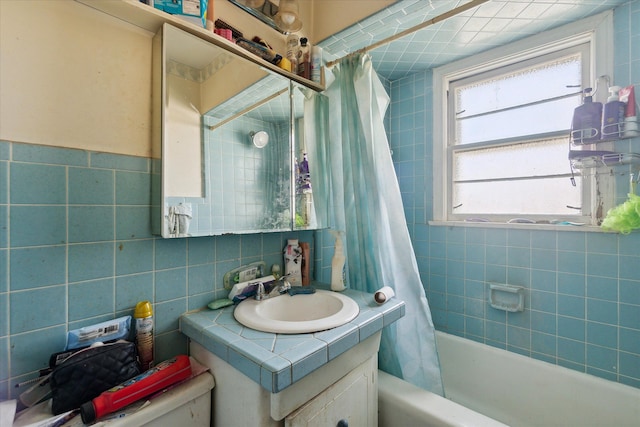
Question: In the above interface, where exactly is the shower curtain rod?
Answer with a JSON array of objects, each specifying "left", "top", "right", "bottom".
[
  {"left": 325, "top": 0, "right": 489, "bottom": 68},
  {"left": 207, "top": 88, "right": 288, "bottom": 131}
]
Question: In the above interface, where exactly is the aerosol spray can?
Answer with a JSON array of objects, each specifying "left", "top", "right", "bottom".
[{"left": 134, "top": 301, "right": 154, "bottom": 371}]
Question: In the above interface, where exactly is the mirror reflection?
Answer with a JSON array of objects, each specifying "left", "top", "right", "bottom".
[
  {"left": 158, "top": 24, "right": 327, "bottom": 238},
  {"left": 201, "top": 75, "right": 292, "bottom": 234}
]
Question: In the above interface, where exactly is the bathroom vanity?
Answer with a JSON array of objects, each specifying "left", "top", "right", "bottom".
[{"left": 180, "top": 287, "right": 405, "bottom": 426}]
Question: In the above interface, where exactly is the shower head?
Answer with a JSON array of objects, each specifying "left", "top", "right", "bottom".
[{"left": 250, "top": 130, "right": 269, "bottom": 148}]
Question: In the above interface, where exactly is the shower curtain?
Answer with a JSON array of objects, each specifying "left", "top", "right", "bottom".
[
  {"left": 301, "top": 86, "right": 330, "bottom": 229},
  {"left": 325, "top": 53, "right": 443, "bottom": 395}
]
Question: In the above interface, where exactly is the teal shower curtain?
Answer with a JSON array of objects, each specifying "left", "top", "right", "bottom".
[
  {"left": 301, "top": 86, "right": 330, "bottom": 229},
  {"left": 325, "top": 53, "right": 443, "bottom": 394}
]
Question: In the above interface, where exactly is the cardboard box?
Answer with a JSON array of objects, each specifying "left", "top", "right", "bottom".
[{"left": 160, "top": 0, "right": 207, "bottom": 27}]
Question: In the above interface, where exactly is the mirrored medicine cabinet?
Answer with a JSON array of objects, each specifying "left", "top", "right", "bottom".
[{"left": 152, "top": 24, "right": 328, "bottom": 238}]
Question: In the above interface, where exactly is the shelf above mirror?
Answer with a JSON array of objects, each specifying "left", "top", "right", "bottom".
[{"left": 74, "top": 0, "right": 324, "bottom": 92}]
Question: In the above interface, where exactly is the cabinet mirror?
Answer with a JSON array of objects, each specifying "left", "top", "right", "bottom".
[{"left": 153, "top": 24, "right": 327, "bottom": 238}]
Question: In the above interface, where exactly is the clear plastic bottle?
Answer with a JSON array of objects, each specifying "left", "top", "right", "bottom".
[{"left": 285, "top": 34, "right": 299, "bottom": 75}]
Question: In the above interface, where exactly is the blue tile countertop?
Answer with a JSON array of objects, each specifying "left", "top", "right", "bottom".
[{"left": 179, "top": 284, "right": 405, "bottom": 393}]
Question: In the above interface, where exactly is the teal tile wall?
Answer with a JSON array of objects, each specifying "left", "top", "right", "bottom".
[
  {"left": 0, "top": 140, "right": 315, "bottom": 400},
  {"left": 171, "top": 114, "right": 290, "bottom": 234},
  {"left": 389, "top": 1, "right": 640, "bottom": 389},
  {"left": 2, "top": 0, "right": 638, "bottom": 402}
]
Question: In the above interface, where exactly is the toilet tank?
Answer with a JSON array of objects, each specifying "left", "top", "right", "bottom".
[
  {"left": 103, "top": 371, "right": 214, "bottom": 427},
  {"left": 13, "top": 370, "right": 215, "bottom": 427}
]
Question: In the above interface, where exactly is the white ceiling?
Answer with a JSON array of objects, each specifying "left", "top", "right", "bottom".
[{"left": 320, "top": 0, "right": 630, "bottom": 80}]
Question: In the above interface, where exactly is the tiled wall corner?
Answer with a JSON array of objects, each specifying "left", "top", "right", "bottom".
[
  {"left": 0, "top": 140, "right": 315, "bottom": 401},
  {"left": 388, "top": 0, "right": 640, "bottom": 389}
]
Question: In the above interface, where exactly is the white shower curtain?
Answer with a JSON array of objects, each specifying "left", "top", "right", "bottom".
[{"left": 325, "top": 53, "right": 443, "bottom": 394}]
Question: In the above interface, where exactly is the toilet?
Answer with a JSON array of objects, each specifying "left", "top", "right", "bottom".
[
  {"left": 13, "top": 371, "right": 215, "bottom": 427},
  {"left": 102, "top": 371, "right": 214, "bottom": 427}
]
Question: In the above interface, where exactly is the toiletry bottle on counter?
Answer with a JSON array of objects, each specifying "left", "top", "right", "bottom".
[
  {"left": 300, "top": 241, "right": 311, "bottom": 285},
  {"left": 571, "top": 88, "right": 602, "bottom": 144},
  {"left": 134, "top": 301, "right": 154, "bottom": 371},
  {"left": 297, "top": 37, "right": 311, "bottom": 79},
  {"left": 284, "top": 239, "right": 302, "bottom": 286},
  {"left": 329, "top": 231, "right": 346, "bottom": 291},
  {"left": 601, "top": 85, "right": 625, "bottom": 139}
]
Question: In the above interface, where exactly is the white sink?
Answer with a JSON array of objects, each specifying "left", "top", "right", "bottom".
[{"left": 233, "top": 290, "right": 359, "bottom": 334}]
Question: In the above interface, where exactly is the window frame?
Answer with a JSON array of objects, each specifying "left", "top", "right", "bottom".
[{"left": 432, "top": 11, "right": 614, "bottom": 227}]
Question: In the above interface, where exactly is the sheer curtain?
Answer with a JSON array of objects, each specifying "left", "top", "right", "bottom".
[{"left": 325, "top": 53, "right": 443, "bottom": 394}]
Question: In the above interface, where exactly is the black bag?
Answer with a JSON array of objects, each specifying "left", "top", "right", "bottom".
[{"left": 50, "top": 341, "right": 140, "bottom": 415}]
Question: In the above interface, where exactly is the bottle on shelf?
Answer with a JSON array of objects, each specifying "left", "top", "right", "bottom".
[
  {"left": 311, "top": 45, "right": 323, "bottom": 84},
  {"left": 619, "top": 85, "right": 639, "bottom": 138},
  {"left": 601, "top": 85, "right": 625, "bottom": 139},
  {"left": 205, "top": 0, "right": 214, "bottom": 32},
  {"left": 285, "top": 34, "right": 299, "bottom": 75},
  {"left": 297, "top": 37, "right": 310, "bottom": 79},
  {"left": 571, "top": 88, "right": 603, "bottom": 144}
]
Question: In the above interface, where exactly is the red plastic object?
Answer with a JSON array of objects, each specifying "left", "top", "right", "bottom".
[{"left": 80, "top": 355, "right": 192, "bottom": 424}]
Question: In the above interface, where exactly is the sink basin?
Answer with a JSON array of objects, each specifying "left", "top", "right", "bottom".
[{"left": 233, "top": 290, "right": 359, "bottom": 334}]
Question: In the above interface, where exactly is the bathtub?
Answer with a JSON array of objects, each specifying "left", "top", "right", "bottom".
[{"left": 379, "top": 331, "right": 640, "bottom": 427}]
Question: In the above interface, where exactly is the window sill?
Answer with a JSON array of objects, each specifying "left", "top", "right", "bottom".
[{"left": 428, "top": 220, "right": 615, "bottom": 233}]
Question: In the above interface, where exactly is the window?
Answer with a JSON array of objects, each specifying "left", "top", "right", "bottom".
[{"left": 433, "top": 12, "right": 614, "bottom": 226}]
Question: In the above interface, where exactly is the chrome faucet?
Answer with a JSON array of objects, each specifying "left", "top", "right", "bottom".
[
  {"left": 254, "top": 275, "right": 292, "bottom": 300},
  {"left": 254, "top": 282, "right": 268, "bottom": 301},
  {"left": 277, "top": 276, "right": 292, "bottom": 293}
]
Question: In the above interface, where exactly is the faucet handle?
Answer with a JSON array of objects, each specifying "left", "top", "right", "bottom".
[
  {"left": 278, "top": 279, "right": 292, "bottom": 294},
  {"left": 255, "top": 282, "right": 266, "bottom": 300}
]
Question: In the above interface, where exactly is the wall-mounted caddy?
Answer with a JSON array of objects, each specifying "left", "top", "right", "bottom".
[{"left": 570, "top": 83, "right": 639, "bottom": 171}]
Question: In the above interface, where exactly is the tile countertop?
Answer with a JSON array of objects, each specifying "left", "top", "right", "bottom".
[{"left": 179, "top": 285, "right": 405, "bottom": 393}]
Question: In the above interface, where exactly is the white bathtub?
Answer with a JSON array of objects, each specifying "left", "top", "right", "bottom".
[{"left": 379, "top": 331, "right": 640, "bottom": 427}]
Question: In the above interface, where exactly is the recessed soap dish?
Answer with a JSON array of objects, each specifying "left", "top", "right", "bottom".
[{"left": 489, "top": 283, "right": 525, "bottom": 312}]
